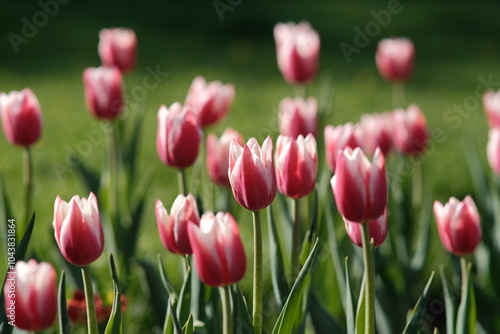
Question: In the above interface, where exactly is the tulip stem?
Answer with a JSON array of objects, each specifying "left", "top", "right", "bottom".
[
  {"left": 22, "top": 147, "right": 33, "bottom": 238},
  {"left": 178, "top": 168, "right": 188, "bottom": 196},
  {"left": 252, "top": 210, "right": 263, "bottom": 334},
  {"left": 220, "top": 286, "right": 232, "bottom": 334},
  {"left": 360, "top": 223, "right": 375, "bottom": 334},
  {"left": 291, "top": 198, "right": 301, "bottom": 281},
  {"left": 106, "top": 121, "right": 119, "bottom": 230},
  {"left": 411, "top": 161, "right": 423, "bottom": 210},
  {"left": 392, "top": 82, "right": 406, "bottom": 108},
  {"left": 81, "top": 266, "right": 99, "bottom": 334},
  {"left": 460, "top": 257, "right": 468, "bottom": 301}
]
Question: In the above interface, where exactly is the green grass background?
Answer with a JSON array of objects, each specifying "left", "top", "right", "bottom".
[{"left": 0, "top": 0, "right": 499, "bottom": 331}]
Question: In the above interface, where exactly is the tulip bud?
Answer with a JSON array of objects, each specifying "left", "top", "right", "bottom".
[
  {"left": 0, "top": 88, "right": 42, "bottom": 147},
  {"left": 188, "top": 211, "right": 246, "bottom": 287},
  {"left": 156, "top": 194, "right": 200, "bottom": 255},
  {"left": 275, "top": 134, "right": 318, "bottom": 199},
  {"left": 344, "top": 209, "right": 388, "bottom": 248},
  {"left": 53, "top": 192, "right": 104, "bottom": 266},
  {"left": 356, "top": 112, "right": 392, "bottom": 157},
  {"left": 375, "top": 37, "right": 415, "bottom": 82},
  {"left": 331, "top": 147, "right": 387, "bottom": 223},
  {"left": 207, "top": 128, "right": 244, "bottom": 187},
  {"left": 324, "top": 123, "right": 359, "bottom": 173},
  {"left": 483, "top": 90, "right": 500, "bottom": 128},
  {"left": 392, "top": 104, "right": 428, "bottom": 155},
  {"left": 98, "top": 28, "right": 137, "bottom": 73},
  {"left": 434, "top": 196, "right": 482, "bottom": 256},
  {"left": 229, "top": 136, "right": 277, "bottom": 211},
  {"left": 83, "top": 66, "right": 124, "bottom": 120},
  {"left": 279, "top": 97, "right": 318, "bottom": 139},
  {"left": 274, "top": 21, "right": 320, "bottom": 84},
  {"left": 4, "top": 260, "right": 57, "bottom": 331},
  {"left": 156, "top": 103, "right": 202, "bottom": 169},
  {"left": 487, "top": 127, "right": 500, "bottom": 174},
  {"left": 185, "top": 76, "right": 235, "bottom": 127}
]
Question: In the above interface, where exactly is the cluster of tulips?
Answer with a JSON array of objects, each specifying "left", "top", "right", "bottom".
[{"left": 0, "top": 18, "right": 496, "bottom": 334}]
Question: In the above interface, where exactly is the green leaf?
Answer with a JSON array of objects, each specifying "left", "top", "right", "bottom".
[
  {"left": 403, "top": 271, "right": 435, "bottom": 334},
  {"left": 157, "top": 255, "right": 177, "bottom": 296},
  {"left": 345, "top": 258, "right": 355, "bottom": 334},
  {"left": 136, "top": 259, "right": 167, "bottom": 327},
  {"left": 299, "top": 188, "right": 319, "bottom": 264},
  {"left": 410, "top": 192, "right": 433, "bottom": 272},
  {"left": 170, "top": 299, "right": 184, "bottom": 334},
  {"left": 354, "top": 275, "right": 366, "bottom": 334},
  {"left": 267, "top": 205, "right": 290, "bottom": 308},
  {"left": 456, "top": 262, "right": 476, "bottom": 334},
  {"left": 309, "top": 291, "right": 346, "bottom": 334},
  {"left": 182, "top": 314, "right": 194, "bottom": 334},
  {"left": 433, "top": 328, "right": 440, "bottom": 334},
  {"left": 73, "top": 155, "right": 101, "bottom": 195},
  {"left": 439, "top": 266, "right": 455, "bottom": 334},
  {"left": 176, "top": 267, "right": 192, "bottom": 325},
  {"left": 105, "top": 255, "right": 122, "bottom": 334},
  {"left": 232, "top": 284, "right": 254, "bottom": 334},
  {"left": 58, "top": 271, "right": 72, "bottom": 334},
  {"left": 271, "top": 238, "right": 321, "bottom": 334}
]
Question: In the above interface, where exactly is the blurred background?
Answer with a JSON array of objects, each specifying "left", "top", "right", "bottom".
[{"left": 1, "top": 0, "right": 499, "bottom": 332}]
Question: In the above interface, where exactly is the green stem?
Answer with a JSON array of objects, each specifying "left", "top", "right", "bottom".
[
  {"left": 411, "top": 162, "right": 423, "bottom": 211},
  {"left": 460, "top": 257, "right": 468, "bottom": 300},
  {"left": 22, "top": 147, "right": 33, "bottom": 237},
  {"left": 220, "top": 286, "right": 232, "bottom": 334},
  {"left": 178, "top": 168, "right": 188, "bottom": 196},
  {"left": 291, "top": 198, "right": 301, "bottom": 281},
  {"left": 106, "top": 121, "right": 119, "bottom": 226},
  {"left": 183, "top": 255, "right": 191, "bottom": 279},
  {"left": 360, "top": 223, "right": 375, "bottom": 334},
  {"left": 392, "top": 81, "right": 406, "bottom": 108},
  {"left": 252, "top": 210, "right": 263, "bottom": 334},
  {"left": 81, "top": 266, "right": 99, "bottom": 334}
]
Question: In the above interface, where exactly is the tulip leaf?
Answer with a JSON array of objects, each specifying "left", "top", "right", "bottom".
[
  {"left": 182, "top": 314, "right": 194, "bottom": 334},
  {"left": 299, "top": 188, "right": 319, "bottom": 265},
  {"left": 232, "top": 284, "right": 255, "bottom": 334},
  {"left": 410, "top": 192, "right": 433, "bottom": 272},
  {"left": 345, "top": 258, "right": 355, "bottom": 334},
  {"left": 271, "top": 238, "right": 320, "bottom": 334},
  {"left": 58, "top": 271, "right": 72, "bottom": 334},
  {"left": 72, "top": 155, "right": 101, "bottom": 195},
  {"left": 157, "top": 254, "right": 177, "bottom": 296},
  {"left": 402, "top": 271, "right": 435, "bottom": 334},
  {"left": 433, "top": 328, "right": 440, "bottom": 334},
  {"left": 309, "top": 291, "right": 346, "bottom": 334},
  {"left": 355, "top": 274, "right": 366, "bottom": 334},
  {"left": 176, "top": 267, "right": 192, "bottom": 326},
  {"left": 439, "top": 266, "right": 455, "bottom": 334},
  {"left": 105, "top": 254, "right": 122, "bottom": 334},
  {"left": 136, "top": 259, "right": 167, "bottom": 327},
  {"left": 456, "top": 262, "right": 476, "bottom": 334},
  {"left": 267, "top": 205, "right": 290, "bottom": 308},
  {"left": 170, "top": 299, "right": 184, "bottom": 334},
  {"left": 163, "top": 295, "right": 174, "bottom": 334}
]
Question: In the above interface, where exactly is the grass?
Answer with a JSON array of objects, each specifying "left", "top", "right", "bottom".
[{"left": 1, "top": 0, "right": 499, "bottom": 331}]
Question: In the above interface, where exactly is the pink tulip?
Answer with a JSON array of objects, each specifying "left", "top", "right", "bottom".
[
  {"left": 279, "top": 97, "right": 318, "bottom": 138},
  {"left": 4, "top": 260, "right": 57, "bottom": 331},
  {"left": 356, "top": 113, "right": 392, "bottom": 157},
  {"left": 0, "top": 88, "right": 42, "bottom": 147},
  {"left": 324, "top": 123, "right": 360, "bottom": 173},
  {"left": 156, "top": 103, "right": 202, "bottom": 168},
  {"left": 275, "top": 134, "right": 318, "bottom": 199},
  {"left": 229, "top": 136, "right": 277, "bottom": 211},
  {"left": 83, "top": 66, "right": 124, "bottom": 120},
  {"left": 344, "top": 209, "right": 388, "bottom": 248},
  {"left": 274, "top": 21, "right": 320, "bottom": 84},
  {"left": 98, "top": 28, "right": 137, "bottom": 73},
  {"left": 487, "top": 127, "right": 500, "bottom": 174},
  {"left": 375, "top": 37, "right": 415, "bottom": 82},
  {"left": 185, "top": 76, "right": 235, "bottom": 127},
  {"left": 187, "top": 211, "right": 246, "bottom": 287},
  {"left": 483, "top": 90, "right": 500, "bottom": 128},
  {"left": 434, "top": 196, "right": 482, "bottom": 256},
  {"left": 207, "top": 128, "right": 244, "bottom": 187},
  {"left": 392, "top": 105, "right": 428, "bottom": 155},
  {"left": 53, "top": 192, "right": 104, "bottom": 266},
  {"left": 156, "top": 195, "right": 200, "bottom": 255},
  {"left": 331, "top": 147, "right": 387, "bottom": 223}
]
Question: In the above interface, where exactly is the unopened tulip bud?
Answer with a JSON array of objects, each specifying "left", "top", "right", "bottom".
[
  {"left": 83, "top": 66, "right": 124, "bottom": 120},
  {"left": 98, "top": 28, "right": 137, "bottom": 73},
  {"left": 324, "top": 123, "right": 359, "bottom": 173},
  {"left": 207, "top": 128, "right": 244, "bottom": 187},
  {"left": 376, "top": 37, "right": 415, "bottom": 82},
  {"left": 279, "top": 97, "right": 318, "bottom": 139},
  {"left": 344, "top": 209, "right": 388, "bottom": 248}
]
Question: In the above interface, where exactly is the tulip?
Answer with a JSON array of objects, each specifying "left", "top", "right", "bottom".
[
  {"left": 434, "top": 196, "right": 481, "bottom": 256},
  {"left": 483, "top": 90, "right": 500, "bottom": 128},
  {"left": 356, "top": 113, "right": 392, "bottom": 157},
  {"left": 274, "top": 21, "right": 320, "bottom": 84},
  {"left": 487, "top": 127, "right": 500, "bottom": 174},
  {"left": 156, "top": 103, "right": 202, "bottom": 169},
  {"left": 324, "top": 123, "right": 359, "bottom": 173},
  {"left": 331, "top": 147, "right": 387, "bottom": 223},
  {"left": 0, "top": 88, "right": 42, "bottom": 147},
  {"left": 83, "top": 66, "right": 124, "bottom": 120},
  {"left": 392, "top": 104, "right": 428, "bottom": 155},
  {"left": 98, "top": 28, "right": 137, "bottom": 73},
  {"left": 375, "top": 37, "right": 415, "bottom": 82},
  {"left": 53, "top": 192, "right": 104, "bottom": 266},
  {"left": 279, "top": 97, "right": 318, "bottom": 138},
  {"left": 275, "top": 134, "right": 318, "bottom": 199},
  {"left": 156, "top": 194, "right": 200, "bottom": 255},
  {"left": 185, "top": 76, "right": 235, "bottom": 127},
  {"left": 228, "top": 136, "right": 277, "bottom": 211},
  {"left": 344, "top": 209, "right": 388, "bottom": 248},
  {"left": 207, "top": 128, "right": 244, "bottom": 187},
  {"left": 4, "top": 260, "right": 57, "bottom": 331},
  {"left": 187, "top": 211, "right": 246, "bottom": 287}
]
